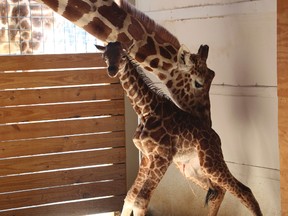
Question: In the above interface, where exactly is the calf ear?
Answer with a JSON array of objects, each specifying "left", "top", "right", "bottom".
[
  {"left": 95, "top": 44, "right": 105, "bottom": 52},
  {"left": 177, "top": 44, "right": 193, "bottom": 69}
]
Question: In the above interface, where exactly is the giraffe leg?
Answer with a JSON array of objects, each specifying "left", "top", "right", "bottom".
[
  {"left": 198, "top": 132, "right": 263, "bottom": 216},
  {"left": 122, "top": 153, "right": 171, "bottom": 216},
  {"left": 205, "top": 184, "right": 226, "bottom": 216},
  {"left": 174, "top": 160, "right": 226, "bottom": 216},
  {"left": 121, "top": 124, "right": 145, "bottom": 216},
  {"left": 121, "top": 156, "right": 150, "bottom": 216},
  {"left": 220, "top": 177, "right": 262, "bottom": 216}
]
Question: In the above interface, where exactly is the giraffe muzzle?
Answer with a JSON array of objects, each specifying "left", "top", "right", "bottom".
[{"left": 107, "top": 65, "right": 119, "bottom": 77}]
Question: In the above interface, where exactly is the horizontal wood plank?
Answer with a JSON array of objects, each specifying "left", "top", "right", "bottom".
[
  {"left": 0, "top": 147, "right": 126, "bottom": 176},
  {"left": 0, "top": 195, "right": 125, "bottom": 216},
  {"left": 0, "top": 163, "right": 126, "bottom": 193},
  {"left": 0, "top": 115, "right": 125, "bottom": 141},
  {"left": 1, "top": 100, "right": 124, "bottom": 124},
  {"left": 0, "top": 69, "right": 117, "bottom": 89},
  {"left": 0, "top": 84, "right": 124, "bottom": 106},
  {"left": 0, "top": 53, "right": 126, "bottom": 215},
  {"left": 0, "top": 179, "right": 126, "bottom": 211},
  {"left": 0, "top": 53, "right": 106, "bottom": 71},
  {"left": 1, "top": 131, "right": 125, "bottom": 158}
]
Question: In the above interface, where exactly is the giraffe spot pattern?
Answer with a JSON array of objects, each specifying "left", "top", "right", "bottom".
[
  {"left": 162, "top": 62, "right": 173, "bottom": 70},
  {"left": 21, "top": 42, "right": 28, "bottom": 51},
  {"left": 144, "top": 66, "right": 153, "bottom": 71},
  {"left": 98, "top": 3, "right": 127, "bottom": 29},
  {"left": 165, "top": 45, "right": 177, "bottom": 55},
  {"left": 84, "top": 17, "right": 112, "bottom": 41},
  {"left": 0, "top": 3, "right": 8, "bottom": 24},
  {"left": 32, "top": 31, "right": 43, "bottom": 41},
  {"left": 135, "top": 36, "right": 156, "bottom": 62},
  {"left": 159, "top": 46, "right": 172, "bottom": 59},
  {"left": 21, "top": 31, "right": 30, "bottom": 40},
  {"left": 150, "top": 58, "right": 160, "bottom": 69},
  {"left": 12, "top": 4, "right": 29, "bottom": 17},
  {"left": 128, "top": 16, "right": 145, "bottom": 41},
  {"left": 158, "top": 73, "right": 167, "bottom": 81},
  {"left": 159, "top": 134, "right": 171, "bottom": 145},
  {"left": 117, "top": 32, "right": 131, "bottom": 44},
  {"left": 64, "top": 0, "right": 91, "bottom": 22},
  {"left": 176, "top": 80, "right": 184, "bottom": 87},
  {"left": 32, "top": 18, "right": 42, "bottom": 28},
  {"left": 41, "top": 0, "right": 58, "bottom": 12},
  {"left": 166, "top": 80, "right": 173, "bottom": 88},
  {"left": 19, "top": 19, "right": 30, "bottom": 29}
]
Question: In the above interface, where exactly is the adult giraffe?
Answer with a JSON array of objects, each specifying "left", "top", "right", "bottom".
[{"left": 35, "top": 0, "right": 214, "bottom": 124}]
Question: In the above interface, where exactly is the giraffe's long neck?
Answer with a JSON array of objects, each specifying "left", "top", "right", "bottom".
[
  {"left": 37, "top": 0, "right": 214, "bottom": 120},
  {"left": 36, "top": 0, "right": 180, "bottom": 72},
  {"left": 118, "top": 57, "right": 173, "bottom": 122}
]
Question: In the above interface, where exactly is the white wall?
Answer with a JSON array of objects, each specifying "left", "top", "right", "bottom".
[{"left": 134, "top": 0, "right": 279, "bottom": 215}]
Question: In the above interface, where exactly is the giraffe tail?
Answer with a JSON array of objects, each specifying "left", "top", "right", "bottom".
[{"left": 205, "top": 188, "right": 218, "bottom": 207}]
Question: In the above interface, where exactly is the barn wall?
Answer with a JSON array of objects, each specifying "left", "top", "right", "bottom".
[
  {"left": 0, "top": 54, "right": 127, "bottom": 215},
  {"left": 135, "top": 0, "right": 279, "bottom": 215}
]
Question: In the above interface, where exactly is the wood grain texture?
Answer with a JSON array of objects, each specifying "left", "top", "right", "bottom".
[
  {"left": 278, "top": 0, "right": 288, "bottom": 98},
  {"left": 0, "top": 100, "right": 124, "bottom": 124},
  {"left": 0, "top": 115, "right": 125, "bottom": 141},
  {"left": 0, "top": 53, "right": 126, "bottom": 215},
  {"left": 0, "top": 84, "right": 124, "bottom": 106},
  {"left": 278, "top": 0, "right": 288, "bottom": 214},
  {"left": 0, "top": 131, "right": 125, "bottom": 158},
  {"left": 0, "top": 147, "right": 126, "bottom": 176},
  {"left": 0, "top": 53, "right": 106, "bottom": 71},
  {"left": 0, "top": 195, "right": 125, "bottom": 216},
  {"left": 279, "top": 98, "right": 288, "bottom": 216},
  {"left": 0, "top": 69, "right": 118, "bottom": 89},
  {"left": 0, "top": 164, "right": 126, "bottom": 193},
  {"left": 0, "top": 179, "right": 126, "bottom": 210}
]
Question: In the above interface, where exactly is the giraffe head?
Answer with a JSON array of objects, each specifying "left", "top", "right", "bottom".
[
  {"left": 177, "top": 44, "right": 215, "bottom": 93},
  {"left": 167, "top": 44, "right": 215, "bottom": 112},
  {"left": 96, "top": 41, "right": 129, "bottom": 78}
]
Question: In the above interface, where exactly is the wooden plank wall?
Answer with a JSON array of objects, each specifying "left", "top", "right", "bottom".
[
  {"left": 0, "top": 53, "right": 126, "bottom": 215},
  {"left": 278, "top": 0, "right": 288, "bottom": 215}
]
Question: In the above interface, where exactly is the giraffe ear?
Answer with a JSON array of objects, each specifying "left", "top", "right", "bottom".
[
  {"left": 177, "top": 44, "right": 193, "bottom": 69},
  {"left": 95, "top": 44, "right": 105, "bottom": 52}
]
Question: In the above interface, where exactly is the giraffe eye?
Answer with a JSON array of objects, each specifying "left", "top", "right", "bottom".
[{"left": 195, "top": 81, "right": 203, "bottom": 88}]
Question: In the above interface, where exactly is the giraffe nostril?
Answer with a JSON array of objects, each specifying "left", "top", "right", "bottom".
[{"left": 107, "top": 65, "right": 119, "bottom": 77}]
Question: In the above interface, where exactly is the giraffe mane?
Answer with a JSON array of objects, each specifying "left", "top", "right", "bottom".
[
  {"left": 127, "top": 56, "right": 175, "bottom": 104},
  {"left": 118, "top": 0, "right": 181, "bottom": 49}
]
